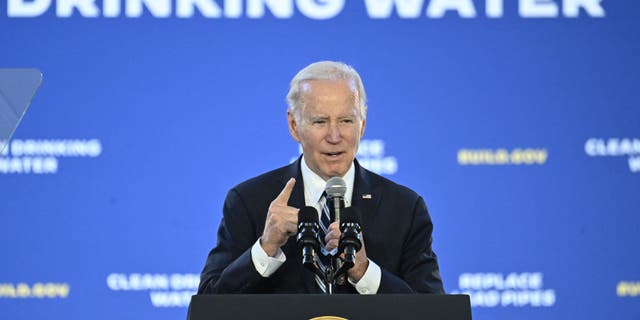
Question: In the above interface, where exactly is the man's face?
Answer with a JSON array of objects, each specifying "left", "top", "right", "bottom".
[{"left": 288, "top": 80, "right": 366, "bottom": 181}]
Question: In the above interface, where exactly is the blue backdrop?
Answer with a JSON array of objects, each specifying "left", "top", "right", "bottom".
[{"left": 1, "top": 1, "right": 639, "bottom": 319}]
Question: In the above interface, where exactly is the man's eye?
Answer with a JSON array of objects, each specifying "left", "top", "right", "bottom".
[
  {"left": 313, "top": 120, "right": 326, "bottom": 125},
  {"left": 341, "top": 119, "right": 354, "bottom": 124}
]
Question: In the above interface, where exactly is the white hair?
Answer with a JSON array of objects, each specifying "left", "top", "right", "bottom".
[{"left": 286, "top": 61, "right": 368, "bottom": 122}]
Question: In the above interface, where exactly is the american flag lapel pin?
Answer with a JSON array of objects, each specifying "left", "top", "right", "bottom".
[{"left": 362, "top": 194, "right": 372, "bottom": 199}]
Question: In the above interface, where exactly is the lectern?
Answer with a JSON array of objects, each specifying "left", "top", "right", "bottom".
[{"left": 188, "top": 294, "right": 471, "bottom": 320}]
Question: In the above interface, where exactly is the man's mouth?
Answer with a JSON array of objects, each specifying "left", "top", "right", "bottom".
[{"left": 324, "top": 151, "right": 344, "bottom": 158}]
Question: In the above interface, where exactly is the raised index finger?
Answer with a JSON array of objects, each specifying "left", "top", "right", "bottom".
[{"left": 274, "top": 177, "right": 296, "bottom": 205}]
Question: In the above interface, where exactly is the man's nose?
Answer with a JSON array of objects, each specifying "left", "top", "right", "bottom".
[{"left": 325, "top": 122, "right": 342, "bottom": 144}]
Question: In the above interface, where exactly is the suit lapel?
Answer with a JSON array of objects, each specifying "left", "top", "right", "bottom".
[
  {"left": 281, "top": 156, "right": 305, "bottom": 209},
  {"left": 352, "top": 159, "right": 382, "bottom": 228}
]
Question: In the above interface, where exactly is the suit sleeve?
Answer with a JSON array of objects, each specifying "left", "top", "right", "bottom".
[
  {"left": 197, "top": 189, "right": 272, "bottom": 294},
  {"left": 378, "top": 196, "right": 445, "bottom": 294}
]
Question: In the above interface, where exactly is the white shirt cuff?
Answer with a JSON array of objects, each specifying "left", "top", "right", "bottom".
[
  {"left": 348, "top": 259, "right": 381, "bottom": 294},
  {"left": 251, "top": 238, "right": 286, "bottom": 277}
]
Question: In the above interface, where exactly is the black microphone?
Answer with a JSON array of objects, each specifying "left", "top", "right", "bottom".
[
  {"left": 338, "top": 207, "right": 362, "bottom": 267},
  {"left": 296, "top": 206, "right": 321, "bottom": 267}
]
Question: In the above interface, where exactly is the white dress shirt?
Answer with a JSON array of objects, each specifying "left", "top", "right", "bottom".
[{"left": 250, "top": 156, "right": 381, "bottom": 294}]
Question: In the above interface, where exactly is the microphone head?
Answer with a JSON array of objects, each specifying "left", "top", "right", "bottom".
[
  {"left": 341, "top": 207, "right": 362, "bottom": 225},
  {"left": 325, "top": 177, "right": 347, "bottom": 198},
  {"left": 339, "top": 206, "right": 362, "bottom": 253},
  {"left": 297, "top": 206, "right": 320, "bottom": 253},
  {"left": 298, "top": 206, "right": 319, "bottom": 224}
]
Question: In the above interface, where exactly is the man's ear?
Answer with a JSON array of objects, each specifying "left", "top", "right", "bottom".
[
  {"left": 287, "top": 111, "right": 301, "bottom": 142},
  {"left": 360, "top": 118, "right": 366, "bottom": 138}
]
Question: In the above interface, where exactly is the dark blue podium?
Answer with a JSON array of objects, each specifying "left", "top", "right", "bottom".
[{"left": 188, "top": 294, "right": 472, "bottom": 320}]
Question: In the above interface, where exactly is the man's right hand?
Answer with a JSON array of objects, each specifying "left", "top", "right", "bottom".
[{"left": 260, "top": 178, "right": 299, "bottom": 257}]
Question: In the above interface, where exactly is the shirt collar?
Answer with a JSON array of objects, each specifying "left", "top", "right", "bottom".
[{"left": 300, "top": 155, "right": 355, "bottom": 208}]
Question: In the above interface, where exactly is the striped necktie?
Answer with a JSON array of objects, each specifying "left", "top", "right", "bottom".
[
  {"left": 318, "top": 191, "right": 334, "bottom": 246},
  {"left": 315, "top": 191, "right": 334, "bottom": 292}
]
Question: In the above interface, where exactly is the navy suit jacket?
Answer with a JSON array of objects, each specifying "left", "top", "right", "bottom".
[{"left": 198, "top": 158, "right": 444, "bottom": 294}]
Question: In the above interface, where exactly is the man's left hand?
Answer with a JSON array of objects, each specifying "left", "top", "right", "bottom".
[{"left": 324, "top": 221, "right": 369, "bottom": 282}]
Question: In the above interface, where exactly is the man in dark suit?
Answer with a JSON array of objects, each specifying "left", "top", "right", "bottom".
[{"left": 198, "top": 61, "right": 444, "bottom": 294}]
